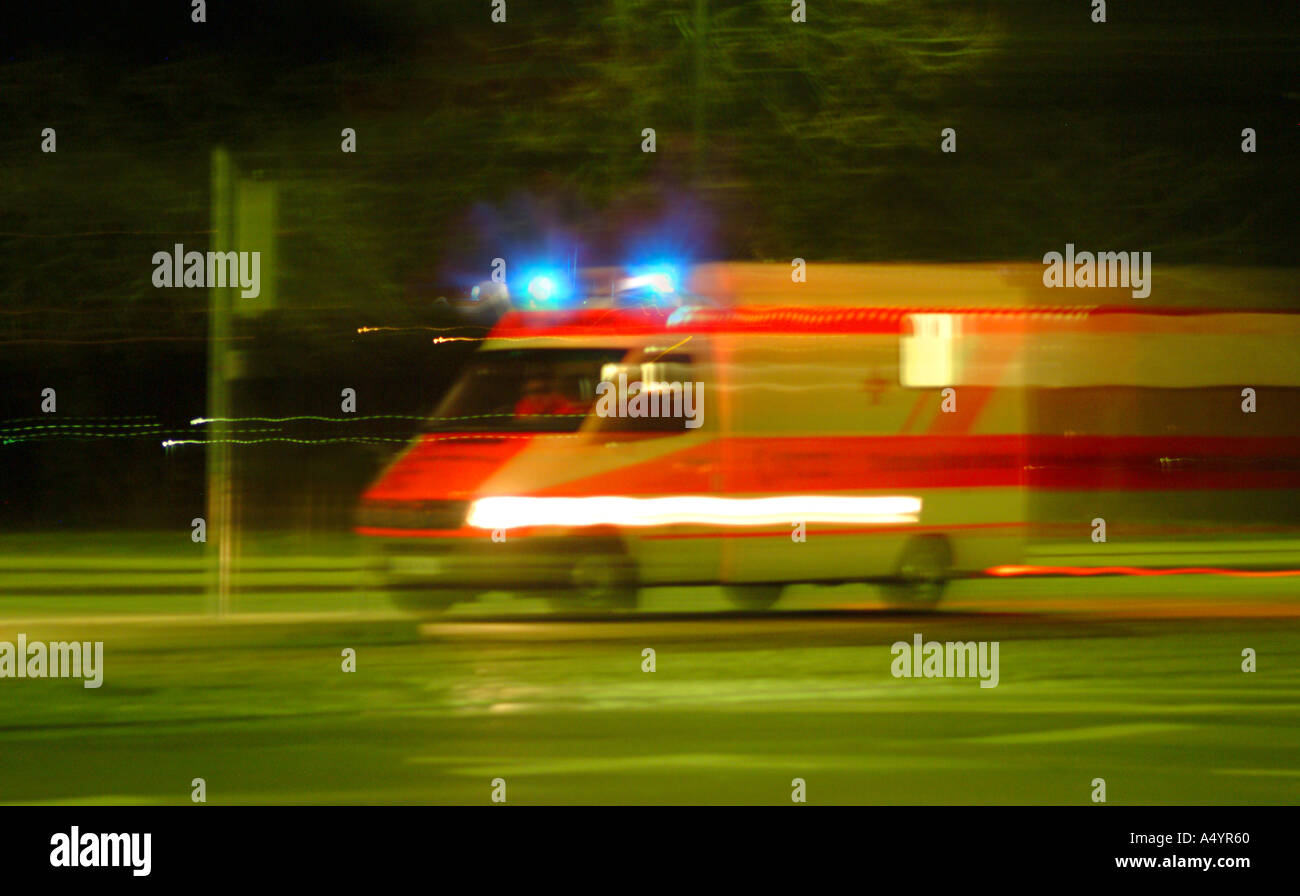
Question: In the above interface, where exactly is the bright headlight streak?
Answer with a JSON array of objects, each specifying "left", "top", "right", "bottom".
[{"left": 467, "top": 495, "right": 921, "bottom": 530}]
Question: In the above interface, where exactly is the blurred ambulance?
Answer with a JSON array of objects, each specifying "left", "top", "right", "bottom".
[{"left": 356, "top": 263, "right": 1300, "bottom": 613}]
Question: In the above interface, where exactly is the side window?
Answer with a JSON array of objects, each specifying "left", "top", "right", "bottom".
[
  {"left": 900, "top": 313, "right": 963, "bottom": 388},
  {"left": 592, "top": 354, "right": 704, "bottom": 433}
]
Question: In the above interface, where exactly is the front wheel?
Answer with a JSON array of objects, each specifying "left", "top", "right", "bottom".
[
  {"left": 878, "top": 535, "right": 952, "bottom": 610},
  {"left": 722, "top": 584, "right": 784, "bottom": 611},
  {"left": 545, "top": 536, "right": 639, "bottom": 612},
  {"left": 387, "top": 585, "right": 476, "bottom": 617}
]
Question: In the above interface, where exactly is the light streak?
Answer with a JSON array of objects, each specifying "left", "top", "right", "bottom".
[
  {"left": 161, "top": 437, "right": 411, "bottom": 447},
  {"left": 985, "top": 564, "right": 1300, "bottom": 579},
  {"left": 468, "top": 495, "right": 921, "bottom": 530},
  {"left": 190, "top": 413, "right": 584, "bottom": 425}
]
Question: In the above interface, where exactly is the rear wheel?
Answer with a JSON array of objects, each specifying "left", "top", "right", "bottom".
[
  {"left": 878, "top": 535, "right": 952, "bottom": 610},
  {"left": 722, "top": 584, "right": 784, "bottom": 611}
]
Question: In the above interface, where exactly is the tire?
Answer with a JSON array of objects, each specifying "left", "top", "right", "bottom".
[
  {"left": 386, "top": 585, "right": 475, "bottom": 617},
  {"left": 545, "top": 536, "right": 638, "bottom": 611},
  {"left": 722, "top": 584, "right": 784, "bottom": 611},
  {"left": 878, "top": 535, "right": 953, "bottom": 610}
]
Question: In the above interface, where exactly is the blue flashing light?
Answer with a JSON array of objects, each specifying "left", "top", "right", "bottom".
[
  {"left": 528, "top": 275, "right": 556, "bottom": 302},
  {"left": 516, "top": 268, "right": 573, "bottom": 307},
  {"left": 627, "top": 263, "right": 680, "bottom": 295}
]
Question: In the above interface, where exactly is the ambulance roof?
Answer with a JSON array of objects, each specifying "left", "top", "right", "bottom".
[{"left": 484, "top": 263, "right": 1299, "bottom": 342}]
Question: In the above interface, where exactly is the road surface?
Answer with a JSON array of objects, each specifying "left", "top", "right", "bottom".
[{"left": 1, "top": 595, "right": 1296, "bottom": 804}]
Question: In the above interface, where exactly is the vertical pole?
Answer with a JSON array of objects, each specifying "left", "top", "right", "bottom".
[
  {"left": 693, "top": 0, "right": 707, "bottom": 185},
  {"left": 207, "top": 148, "right": 234, "bottom": 617}
]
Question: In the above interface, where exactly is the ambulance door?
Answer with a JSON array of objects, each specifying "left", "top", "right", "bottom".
[{"left": 720, "top": 331, "right": 909, "bottom": 585}]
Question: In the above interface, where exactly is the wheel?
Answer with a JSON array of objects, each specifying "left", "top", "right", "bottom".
[
  {"left": 722, "top": 584, "right": 784, "bottom": 611},
  {"left": 878, "top": 535, "right": 952, "bottom": 610},
  {"left": 386, "top": 585, "right": 476, "bottom": 617},
  {"left": 545, "top": 536, "right": 638, "bottom": 611}
]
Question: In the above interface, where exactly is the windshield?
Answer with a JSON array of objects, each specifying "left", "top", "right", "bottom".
[{"left": 420, "top": 348, "right": 629, "bottom": 433}]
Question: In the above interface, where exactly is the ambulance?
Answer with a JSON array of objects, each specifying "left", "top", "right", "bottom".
[{"left": 355, "top": 263, "right": 1300, "bottom": 613}]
